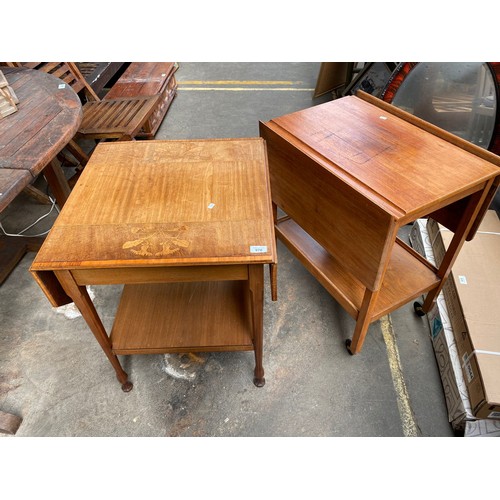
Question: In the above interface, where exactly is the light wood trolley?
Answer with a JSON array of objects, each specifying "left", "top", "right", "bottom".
[
  {"left": 31, "top": 138, "right": 277, "bottom": 390},
  {"left": 260, "top": 91, "right": 500, "bottom": 355}
]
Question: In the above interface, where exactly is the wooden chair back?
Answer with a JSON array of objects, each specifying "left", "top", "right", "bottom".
[{"left": 9, "top": 62, "right": 100, "bottom": 102}]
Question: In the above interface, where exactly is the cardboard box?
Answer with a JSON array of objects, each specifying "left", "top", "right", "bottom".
[
  {"left": 409, "top": 220, "right": 473, "bottom": 431},
  {"left": 427, "top": 210, "right": 500, "bottom": 420},
  {"left": 464, "top": 418, "right": 500, "bottom": 437},
  {"left": 410, "top": 219, "right": 500, "bottom": 435}
]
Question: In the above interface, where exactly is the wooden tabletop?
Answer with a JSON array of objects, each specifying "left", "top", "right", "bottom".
[
  {"left": 32, "top": 138, "right": 277, "bottom": 270},
  {"left": 0, "top": 66, "right": 82, "bottom": 212},
  {"left": 266, "top": 95, "right": 500, "bottom": 219}
]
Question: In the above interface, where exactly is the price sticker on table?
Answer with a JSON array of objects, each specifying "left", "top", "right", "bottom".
[{"left": 250, "top": 246, "right": 268, "bottom": 254}]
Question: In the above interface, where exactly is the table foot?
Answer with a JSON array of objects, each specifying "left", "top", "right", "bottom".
[
  {"left": 253, "top": 376, "right": 265, "bottom": 387},
  {"left": 121, "top": 381, "right": 133, "bottom": 392},
  {"left": 413, "top": 301, "right": 426, "bottom": 317},
  {"left": 345, "top": 339, "right": 355, "bottom": 355}
]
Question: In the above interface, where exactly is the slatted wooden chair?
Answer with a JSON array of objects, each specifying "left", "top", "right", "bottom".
[{"left": 10, "top": 63, "right": 162, "bottom": 166}]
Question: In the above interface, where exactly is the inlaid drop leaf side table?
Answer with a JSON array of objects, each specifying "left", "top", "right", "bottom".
[{"left": 30, "top": 138, "right": 277, "bottom": 391}]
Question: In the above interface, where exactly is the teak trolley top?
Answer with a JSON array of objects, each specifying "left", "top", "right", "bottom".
[{"left": 260, "top": 91, "right": 500, "bottom": 355}]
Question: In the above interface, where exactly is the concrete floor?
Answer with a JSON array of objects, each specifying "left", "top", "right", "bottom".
[{"left": 1, "top": 63, "right": 456, "bottom": 441}]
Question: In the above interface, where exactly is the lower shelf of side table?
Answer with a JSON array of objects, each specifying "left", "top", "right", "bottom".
[
  {"left": 276, "top": 218, "right": 441, "bottom": 321},
  {"left": 110, "top": 280, "right": 254, "bottom": 355}
]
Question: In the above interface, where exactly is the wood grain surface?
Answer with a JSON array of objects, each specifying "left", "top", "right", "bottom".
[
  {"left": 264, "top": 95, "right": 498, "bottom": 218},
  {"left": 110, "top": 280, "right": 253, "bottom": 354},
  {"left": 260, "top": 93, "right": 499, "bottom": 354},
  {"left": 32, "top": 138, "right": 277, "bottom": 271},
  {"left": 0, "top": 66, "right": 82, "bottom": 211}
]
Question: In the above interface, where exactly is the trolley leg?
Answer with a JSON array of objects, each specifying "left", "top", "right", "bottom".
[{"left": 346, "top": 288, "right": 378, "bottom": 355}]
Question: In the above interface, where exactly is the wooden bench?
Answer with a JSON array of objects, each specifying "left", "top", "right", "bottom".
[{"left": 104, "top": 62, "right": 178, "bottom": 138}]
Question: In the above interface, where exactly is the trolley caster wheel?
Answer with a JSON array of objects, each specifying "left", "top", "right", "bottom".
[
  {"left": 121, "top": 381, "right": 133, "bottom": 392},
  {"left": 413, "top": 301, "right": 426, "bottom": 317},
  {"left": 345, "top": 339, "right": 354, "bottom": 355}
]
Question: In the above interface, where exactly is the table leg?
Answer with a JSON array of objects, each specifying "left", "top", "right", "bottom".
[
  {"left": 270, "top": 201, "right": 278, "bottom": 301},
  {"left": 422, "top": 186, "right": 492, "bottom": 312},
  {"left": 269, "top": 263, "right": 278, "bottom": 301},
  {"left": 43, "top": 158, "right": 71, "bottom": 208},
  {"left": 346, "top": 288, "right": 379, "bottom": 355},
  {"left": 65, "top": 139, "right": 89, "bottom": 166},
  {"left": 64, "top": 140, "right": 89, "bottom": 187},
  {"left": 54, "top": 270, "right": 133, "bottom": 392},
  {"left": 248, "top": 264, "right": 265, "bottom": 387}
]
